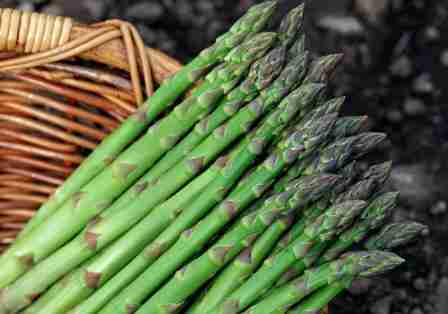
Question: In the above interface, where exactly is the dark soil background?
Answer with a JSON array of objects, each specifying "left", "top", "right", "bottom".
[{"left": 3, "top": 0, "right": 448, "bottom": 313}]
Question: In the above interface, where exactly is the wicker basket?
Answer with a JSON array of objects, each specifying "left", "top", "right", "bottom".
[{"left": 0, "top": 8, "right": 329, "bottom": 314}]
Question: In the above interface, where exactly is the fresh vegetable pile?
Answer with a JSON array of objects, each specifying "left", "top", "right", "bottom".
[{"left": 0, "top": 2, "right": 427, "bottom": 314}]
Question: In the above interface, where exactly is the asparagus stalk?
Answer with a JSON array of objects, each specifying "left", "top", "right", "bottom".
[
  {"left": 287, "top": 277, "right": 352, "bottom": 314},
  {"left": 364, "top": 222, "right": 428, "bottom": 250},
  {"left": 318, "top": 192, "right": 398, "bottom": 264},
  {"left": 141, "top": 175, "right": 340, "bottom": 313},
  {"left": 99, "top": 87, "right": 335, "bottom": 314},
  {"left": 67, "top": 51, "right": 314, "bottom": 314},
  {"left": 246, "top": 251, "right": 405, "bottom": 314},
  {"left": 187, "top": 213, "right": 296, "bottom": 314},
  {"left": 0, "top": 34, "right": 277, "bottom": 312},
  {"left": 212, "top": 200, "right": 367, "bottom": 313},
  {"left": 12, "top": 0, "right": 277, "bottom": 242}
]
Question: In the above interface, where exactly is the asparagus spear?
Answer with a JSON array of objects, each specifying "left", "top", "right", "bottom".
[
  {"left": 303, "top": 54, "right": 344, "bottom": 84},
  {"left": 12, "top": 0, "right": 277, "bottom": 242},
  {"left": 0, "top": 35, "right": 277, "bottom": 312},
  {"left": 287, "top": 34, "right": 306, "bottom": 60},
  {"left": 352, "top": 132, "right": 387, "bottom": 159},
  {"left": 68, "top": 52, "right": 315, "bottom": 314},
  {"left": 359, "top": 161, "right": 393, "bottom": 186},
  {"left": 246, "top": 251, "right": 405, "bottom": 314},
  {"left": 319, "top": 192, "right": 398, "bottom": 264},
  {"left": 187, "top": 213, "right": 296, "bottom": 314},
  {"left": 271, "top": 98, "right": 347, "bottom": 191},
  {"left": 99, "top": 88, "right": 335, "bottom": 314},
  {"left": 212, "top": 200, "right": 367, "bottom": 313},
  {"left": 364, "top": 222, "right": 428, "bottom": 250},
  {"left": 288, "top": 223, "right": 426, "bottom": 314},
  {"left": 278, "top": 4, "right": 305, "bottom": 47},
  {"left": 332, "top": 116, "right": 370, "bottom": 139},
  {"left": 287, "top": 277, "right": 352, "bottom": 314},
  {"left": 141, "top": 175, "right": 339, "bottom": 313}
]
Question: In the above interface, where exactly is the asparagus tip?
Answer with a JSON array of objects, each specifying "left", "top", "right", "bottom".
[
  {"left": 288, "top": 174, "right": 341, "bottom": 208},
  {"left": 308, "top": 200, "right": 367, "bottom": 240},
  {"left": 353, "top": 132, "right": 387, "bottom": 158},
  {"left": 362, "top": 161, "right": 393, "bottom": 186},
  {"left": 225, "top": 32, "right": 277, "bottom": 64},
  {"left": 306, "top": 53, "right": 345, "bottom": 83},
  {"left": 278, "top": 3, "right": 306, "bottom": 45},
  {"left": 360, "top": 191, "right": 399, "bottom": 229},
  {"left": 365, "top": 222, "right": 429, "bottom": 250},
  {"left": 340, "top": 250, "right": 405, "bottom": 277}
]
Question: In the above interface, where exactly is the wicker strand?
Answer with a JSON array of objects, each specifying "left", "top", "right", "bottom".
[{"left": 0, "top": 9, "right": 73, "bottom": 53}]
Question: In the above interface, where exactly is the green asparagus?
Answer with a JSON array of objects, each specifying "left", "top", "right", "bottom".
[
  {"left": 140, "top": 175, "right": 340, "bottom": 313},
  {"left": 99, "top": 87, "right": 335, "bottom": 314},
  {"left": 0, "top": 33, "right": 278, "bottom": 312},
  {"left": 12, "top": 0, "right": 277, "bottom": 242},
  {"left": 275, "top": 186, "right": 394, "bottom": 287},
  {"left": 188, "top": 213, "right": 296, "bottom": 314},
  {"left": 67, "top": 50, "right": 314, "bottom": 314},
  {"left": 319, "top": 192, "right": 398, "bottom": 264},
  {"left": 246, "top": 251, "right": 404, "bottom": 314},
  {"left": 212, "top": 200, "right": 367, "bottom": 313},
  {"left": 365, "top": 222, "right": 428, "bottom": 250},
  {"left": 101, "top": 45, "right": 288, "bottom": 218},
  {"left": 288, "top": 277, "right": 352, "bottom": 314}
]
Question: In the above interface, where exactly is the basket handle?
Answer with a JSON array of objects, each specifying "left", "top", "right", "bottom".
[{"left": 0, "top": 8, "right": 182, "bottom": 102}]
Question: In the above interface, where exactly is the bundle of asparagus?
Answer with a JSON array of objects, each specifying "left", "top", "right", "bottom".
[{"left": 0, "top": 2, "right": 427, "bottom": 314}]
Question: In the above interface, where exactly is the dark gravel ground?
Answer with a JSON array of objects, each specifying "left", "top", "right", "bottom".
[{"left": 3, "top": 0, "right": 448, "bottom": 313}]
